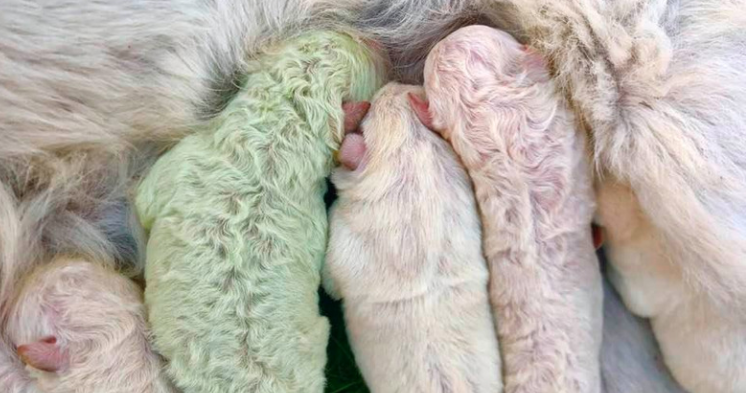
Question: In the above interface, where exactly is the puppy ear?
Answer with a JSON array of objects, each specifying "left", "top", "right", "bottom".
[
  {"left": 342, "top": 102, "right": 371, "bottom": 134},
  {"left": 520, "top": 45, "right": 551, "bottom": 83},
  {"left": 17, "top": 336, "right": 68, "bottom": 372},
  {"left": 407, "top": 92, "right": 435, "bottom": 130},
  {"left": 338, "top": 133, "right": 367, "bottom": 170}
]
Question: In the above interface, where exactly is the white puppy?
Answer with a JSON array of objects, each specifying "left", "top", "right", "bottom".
[
  {"left": 1, "top": 257, "right": 174, "bottom": 393},
  {"left": 324, "top": 82, "right": 502, "bottom": 393}
]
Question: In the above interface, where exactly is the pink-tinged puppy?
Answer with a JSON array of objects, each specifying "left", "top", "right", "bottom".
[
  {"left": 324, "top": 82, "right": 503, "bottom": 393},
  {"left": 2, "top": 257, "right": 175, "bottom": 393},
  {"left": 411, "top": 25, "right": 603, "bottom": 393}
]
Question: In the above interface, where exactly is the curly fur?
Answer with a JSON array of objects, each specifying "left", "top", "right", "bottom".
[
  {"left": 135, "top": 31, "right": 386, "bottom": 393},
  {"left": 1, "top": 256, "right": 174, "bottom": 393},
  {"left": 0, "top": 0, "right": 315, "bottom": 309},
  {"left": 418, "top": 25, "right": 602, "bottom": 393},
  {"left": 3, "top": 1, "right": 746, "bottom": 391},
  {"left": 0, "top": 157, "right": 146, "bottom": 316},
  {"left": 324, "top": 83, "right": 502, "bottom": 393},
  {"left": 492, "top": 1, "right": 746, "bottom": 391}
]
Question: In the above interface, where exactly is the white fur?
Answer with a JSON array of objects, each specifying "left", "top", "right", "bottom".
[
  {"left": 596, "top": 180, "right": 746, "bottom": 393},
  {"left": 0, "top": 0, "right": 473, "bottom": 301},
  {"left": 472, "top": 1, "right": 746, "bottom": 391},
  {"left": 3, "top": 1, "right": 746, "bottom": 391},
  {"left": 324, "top": 83, "right": 503, "bottom": 393},
  {"left": 0, "top": 0, "right": 315, "bottom": 159},
  {"left": 421, "top": 25, "right": 603, "bottom": 393},
  {"left": 501, "top": 0, "right": 746, "bottom": 300},
  {"left": 2, "top": 256, "right": 174, "bottom": 393}
]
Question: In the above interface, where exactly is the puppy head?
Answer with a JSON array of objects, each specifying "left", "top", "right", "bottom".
[
  {"left": 332, "top": 83, "right": 441, "bottom": 197},
  {"left": 414, "top": 25, "right": 551, "bottom": 138},
  {"left": 7, "top": 257, "right": 162, "bottom": 391},
  {"left": 257, "top": 30, "right": 389, "bottom": 142}
]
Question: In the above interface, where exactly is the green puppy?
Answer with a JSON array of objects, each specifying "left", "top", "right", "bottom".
[{"left": 135, "top": 31, "right": 386, "bottom": 393}]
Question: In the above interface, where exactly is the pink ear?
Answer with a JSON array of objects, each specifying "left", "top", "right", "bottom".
[
  {"left": 407, "top": 92, "right": 435, "bottom": 130},
  {"left": 521, "top": 45, "right": 550, "bottom": 83},
  {"left": 17, "top": 336, "right": 68, "bottom": 372},
  {"left": 338, "top": 133, "right": 367, "bottom": 170},
  {"left": 342, "top": 101, "right": 371, "bottom": 134}
]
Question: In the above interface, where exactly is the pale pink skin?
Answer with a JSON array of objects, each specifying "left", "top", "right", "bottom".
[
  {"left": 1, "top": 257, "right": 175, "bottom": 393},
  {"left": 326, "top": 83, "right": 503, "bottom": 393},
  {"left": 412, "top": 25, "right": 603, "bottom": 393}
]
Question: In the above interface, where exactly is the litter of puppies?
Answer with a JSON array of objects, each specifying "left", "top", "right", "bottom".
[{"left": 2, "top": 1, "right": 745, "bottom": 392}]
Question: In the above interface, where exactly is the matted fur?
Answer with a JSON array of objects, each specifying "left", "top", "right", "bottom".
[
  {"left": 419, "top": 25, "right": 602, "bottom": 393},
  {"left": 135, "top": 31, "right": 386, "bottom": 393},
  {"left": 324, "top": 83, "right": 502, "bottom": 393},
  {"left": 1, "top": 256, "right": 174, "bottom": 393}
]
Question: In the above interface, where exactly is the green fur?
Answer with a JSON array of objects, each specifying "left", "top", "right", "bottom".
[{"left": 135, "top": 31, "right": 385, "bottom": 393}]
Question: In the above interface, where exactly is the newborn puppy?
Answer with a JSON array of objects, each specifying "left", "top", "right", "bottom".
[
  {"left": 324, "top": 83, "right": 502, "bottom": 393},
  {"left": 2, "top": 256, "right": 174, "bottom": 393},
  {"left": 410, "top": 25, "right": 603, "bottom": 393},
  {"left": 136, "top": 31, "right": 386, "bottom": 393}
]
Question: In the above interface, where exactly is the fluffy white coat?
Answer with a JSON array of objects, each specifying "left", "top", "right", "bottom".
[
  {"left": 1, "top": 256, "right": 174, "bottom": 393},
  {"left": 324, "top": 83, "right": 503, "bottom": 393}
]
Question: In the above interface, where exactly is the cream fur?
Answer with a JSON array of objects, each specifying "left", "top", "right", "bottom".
[
  {"left": 421, "top": 25, "right": 603, "bottom": 393},
  {"left": 500, "top": 0, "right": 746, "bottom": 302},
  {"left": 596, "top": 180, "right": 746, "bottom": 393},
  {"left": 2, "top": 1, "right": 746, "bottom": 391},
  {"left": 324, "top": 83, "right": 503, "bottom": 393},
  {"left": 477, "top": 1, "right": 746, "bottom": 391},
  {"left": 1, "top": 256, "right": 174, "bottom": 393}
]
